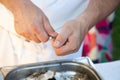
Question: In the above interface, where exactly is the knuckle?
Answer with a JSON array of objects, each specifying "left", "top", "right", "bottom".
[{"left": 31, "top": 26, "right": 39, "bottom": 33}]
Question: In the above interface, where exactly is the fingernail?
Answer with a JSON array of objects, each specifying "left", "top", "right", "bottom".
[{"left": 54, "top": 41, "right": 60, "bottom": 47}]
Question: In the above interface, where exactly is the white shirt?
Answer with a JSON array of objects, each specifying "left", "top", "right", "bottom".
[{"left": 0, "top": 0, "right": 88, "bottom": 67}]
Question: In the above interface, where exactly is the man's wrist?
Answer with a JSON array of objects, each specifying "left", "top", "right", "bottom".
[
  {"left": 76, "top": 7, "right": 100, "bottom": 32},
  {"left": 75, "top": 14, "right": 91, "bottom": 33},
  {"left": 0, "top": 0, "right": 32, "bottom": 13}
]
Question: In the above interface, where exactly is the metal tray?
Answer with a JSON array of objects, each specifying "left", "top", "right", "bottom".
[{"left": 0, "top": 60, "right": 101, "bottom": 80}]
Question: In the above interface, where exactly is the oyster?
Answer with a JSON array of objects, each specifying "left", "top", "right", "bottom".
[{"left": 25, "top": 70, "right": 88, "bottom": 80}]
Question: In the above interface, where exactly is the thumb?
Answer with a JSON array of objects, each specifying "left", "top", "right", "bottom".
[{"left": 53, "top": 29, "right": 70, "bottom": 48}]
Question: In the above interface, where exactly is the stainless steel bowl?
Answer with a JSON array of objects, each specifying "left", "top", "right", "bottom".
[{"left": 0, "top": 59, "right": 102, "bottom": 80}]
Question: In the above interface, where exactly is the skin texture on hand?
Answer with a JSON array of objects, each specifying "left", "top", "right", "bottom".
[
  {"left": 0, "top": 0, "right": 57, "bottom": 43},
  {"left": 52, "top": 20, "right": 88, "bottom": 56}
]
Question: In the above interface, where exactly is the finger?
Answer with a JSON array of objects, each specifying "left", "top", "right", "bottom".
[
  {"left": 22, "top": 32, "right": 32, "bottom": 41},
  {"left": 30, "top": 34, "right": 41, "bottom": 43},
  {"left": 54, "top": 43, "right": 75, "bottom": 56},
  {"left": 53, "top": 27, "right": 71, "bottom": 48},
  {"left": 43, "top": 17, "right": 58, "bottom": 37},
  {"left": 32, "top": 24, "right": 49, "bottom": 42},
  {"left": 53, "top": 40, "right": 79, "bottom": 56}
]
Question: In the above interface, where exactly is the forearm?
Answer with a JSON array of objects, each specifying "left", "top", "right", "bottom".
[{"left": 76, "top": 0, "right": 120, "bottom": 31}]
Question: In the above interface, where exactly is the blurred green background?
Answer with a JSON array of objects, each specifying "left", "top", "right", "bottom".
[{"left": 112, "top": 6, "right": 120, "bottom": 60}]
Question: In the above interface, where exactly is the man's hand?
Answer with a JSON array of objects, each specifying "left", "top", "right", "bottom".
[
  {"left": 52, "top": 0, "right": 120, "bottom": 56},
  {"left": 14, "top": 1, "right": 57, "bottom": 42},
  {"left": 52, "top": 20, "right": 88, "bottom": 56},
  {"left": 1, "top": 0, "right": 57, "bottom": 43}
]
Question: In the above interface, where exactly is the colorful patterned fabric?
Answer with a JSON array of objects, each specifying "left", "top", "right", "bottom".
[{"left": 82, "top": 18, "right": 113, "bottom": 63}]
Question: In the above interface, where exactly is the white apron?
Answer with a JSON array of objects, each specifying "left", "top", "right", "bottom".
[{"left": 0, "top": 0, "right": 88, "bottom": 67}]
